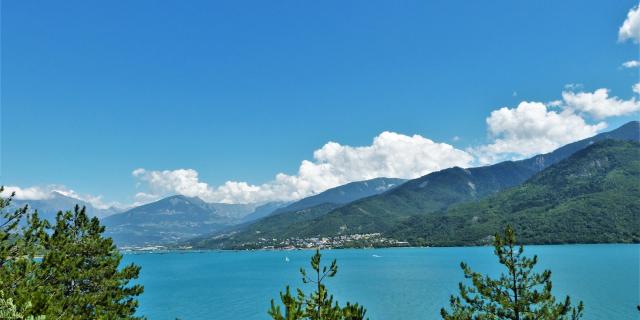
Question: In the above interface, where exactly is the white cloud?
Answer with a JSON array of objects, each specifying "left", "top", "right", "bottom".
[
  {"left": 622, "top": 60, "right": 640, "bottom": 68},
  {"left": 564, "top": 83, "right": 583, "bottom": 90},
  {"left": 9, "top": 81, "right": 638, "bottom": 207},
  {"left": 562, "top": 87, "right": 640, "bottom": 119},
  {"left": 619, "top": 5, "right": 640, "bottom": 43},
  {"left": 1, "top": 186, "right": 52, "bottom": 201},
  {"left": 548, "top": 100, "right": 563, "bottom": 107},
  {"left": 472, "top": 101, "right": 607, "bottom": 164},
  {"left": 132, "top": 169, "right": 211, "bottom": 200},
  {"left": 53, "top": 189, "right": 115, "bottom": 210},
  {"left": 0, "top": 185, "right": 116, "bottom": 209},
  {"left": 132, "top": 192, "right": 162, "bottom": 207},
  {"left": 133, "top": 132, "right": 474, "bottom": 204}
]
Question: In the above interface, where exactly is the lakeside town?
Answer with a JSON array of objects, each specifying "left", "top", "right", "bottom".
[
  {"left": 240, "top": 233, "right": 411, "bottom": 250},
  {"left": 119, "top": 233, "right": 411, "bottom": 252}
]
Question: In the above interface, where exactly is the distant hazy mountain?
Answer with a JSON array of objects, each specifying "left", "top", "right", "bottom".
[
  {"left": 102, "top": 195, "right": 267, "bottom": 246},
  {"left": 388, "top": 140, "right": 640, "bottom": 245},
  {"left": 105, "top": 177, "right": 403, "bottom": 247},
  {"left": 10, "top": 191, "right": 121, "bottom": 221},
  {"left": 272, "top": 177, "right": 405, "bottom": 215},
  {"left": 193, "top": 121, "right": 639, "bottom": 249},
  {"left": 239, "top": 201, "right": 289, "bottom": 223}
]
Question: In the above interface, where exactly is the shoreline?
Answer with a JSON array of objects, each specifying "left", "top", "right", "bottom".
[{"left": 119, "top": 241, "right": 640, "bottom": 254}]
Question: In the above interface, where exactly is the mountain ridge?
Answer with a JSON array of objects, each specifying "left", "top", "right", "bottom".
[
  {"left": 282, "top": 121, "right": 640, "bottom": 237},
  {"left": 10, "top": 192, "right": 122, "bottom": 221},
  {"left": 387, "top": 139, "right": 640, "bottom": 245},
  {"left": 103, "top": 178, "right": 406, "bottom": 246},
  {"left": 190, "top": 121, "right": 640, "bottom": 249}
]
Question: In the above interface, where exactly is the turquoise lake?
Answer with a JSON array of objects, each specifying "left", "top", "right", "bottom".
[{"left": 122, "top": 244, "right": 639, "bottom": 319}]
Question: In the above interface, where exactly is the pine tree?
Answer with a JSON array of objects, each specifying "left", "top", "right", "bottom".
[
  {"left": 0, "top": 187, "right": 47, "bottom": 318},
  {"left": 0, "top": 290, "right": 45, "bottom": 320},
  {"left": 441, "top": 225, "right": 584, "bottom": 320},
  {"left": 27, "top": 205, "right": 143, "bottom": 319},
  {"left": 269, "top": 249, "right": 367, "bottom": 320},
  {"left": 0, "top": 187, "right": 29, "bottom": 267}
]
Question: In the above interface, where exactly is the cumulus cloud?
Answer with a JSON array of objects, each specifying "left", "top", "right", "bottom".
[
  {"left": 564, "top": 83, "right": 583, "bottom": 91},
  {"left": 132, "top": 192, "right": 162, "bottom": 206},
  {"left": 132, "top": 169, "right": 212, "bottom": 201},
  {"left": 471, "top": 101, "right": 607, "bottom": 164},
  {"left": 54, "top": 189, "right": 116, "bottom": 210},
  {"left": 0, "top": 185, "right": 116, "bottom": 209},
  {"left": 11, "top": 82, "right": 638, "bottom": 206},
  {"left": 134, "top": 83, "right": 640, "bottom": 203},
  {"left": 619, "top": 5, "right": 640, "bottom": 43},
  {"left": 562, "top": 87, "right": 640, "bottom": 119},
  {"left": 133, "top": 132, "right": 474, "bottom": 204},
  {"left": 547, "top": 100, "right": 563, "bottom": 107},
  {"left": 1, "top": 186, "right": 52, "bottom": 201},
  {"left": 622, "top": 60, "right": 640, "bottom": 68}
]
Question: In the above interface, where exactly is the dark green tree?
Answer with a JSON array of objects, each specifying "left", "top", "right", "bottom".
[
  {"left": 269, "top": 249, "right": 367, "bottom": 320},
  {"left": 0, "top": 188, "right": 47, "bottom": 318},
  {"left": 27, "top": 205, "right": 143, "bottom": 319},
  {"left": 441, "top": 226, "right": 584, "bottom": 320},
  {"left": 0, "top": 289, "right": 45, "bottom": 320},
  {"left": 0, "top": 189, "right": 21, "bottom": 263}
]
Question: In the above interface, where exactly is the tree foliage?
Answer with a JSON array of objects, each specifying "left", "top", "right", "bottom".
[
  {"left": 0, "top": 187, "right": 46, "bottom": 318},
  {"left": 0, "top": 188, "right": 143, "bottom": 319},
  {"left": 441, "top": 226, "right": 584, "bottom": 320},
  {"left": 0, "top": 290, "right": 44, "bottom": 320},
  {"left": 269, "top": 250, "right": 367, "bottom": 320}
]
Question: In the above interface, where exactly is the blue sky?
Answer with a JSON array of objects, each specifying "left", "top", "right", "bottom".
[{"left": 1, "top": 1, "right": 639, "bottom": 207}]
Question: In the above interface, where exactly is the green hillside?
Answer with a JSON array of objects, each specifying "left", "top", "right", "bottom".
[
  {"left": 284, "top": 122, "right": 640, "bottom": 238},
  {"left": 188, "top": 203, "right": 341, "bottom": 248},
  {"left": 388, "top": 140, "right": 640, "bottom": 246},
  {"left": 191, "top": 122, "right": 640, "bottom": 249}
]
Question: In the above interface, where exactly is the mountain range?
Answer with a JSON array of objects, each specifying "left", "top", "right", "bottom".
[
  {"left": 9, "top": 191, "right": 122, "bottom": 221},
  {"left": 185, "top": 177, "right": 404, "bottom": 248},
  {"left": 101, "top": 196, "right": 269, "bottom": 246},
  {"left": 189, "top": 121, "right": 639, "bottom": 249},
  {"left": 387, "top": 139, "right": 639, "bottom": 245},
  {"left": 8, "top": 121, "right": 638, "bottom": 249},
  {"left": 102, "top": 177, "right": 404, "bottom": 246}
]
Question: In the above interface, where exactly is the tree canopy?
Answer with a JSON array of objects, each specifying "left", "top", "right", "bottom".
[
  {"left": 269, "top": 249, "right": 367, "bottom": 320},
  {"left": 441, "top": 226, "right": 584, "bottom": 320},
  {"left": 0, "top": 188, "right": 143, "bottom": 319}
]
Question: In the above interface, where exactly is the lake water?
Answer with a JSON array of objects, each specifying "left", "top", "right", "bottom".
[{"left": 122, "top": 244, "right": 639, "bottom": 319}]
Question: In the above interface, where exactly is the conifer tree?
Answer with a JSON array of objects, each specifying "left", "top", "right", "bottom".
[
  {"left": 269, "top": 249, "right": 367, "bottom": 320},
  {"left": 0, "top": 187, "right": 28, "bottom": 267},
  {"left": 0, "top": 290, "right": 45, "bottom": 320},
  {"left": 27, "top": 205, "right": 143, "bottom": 319},
  {"left": 441, "top": 225, "right": 584, "bottom": 320},
  {"left": 0, "top": 188, "right": 47, "bottom": 317}
]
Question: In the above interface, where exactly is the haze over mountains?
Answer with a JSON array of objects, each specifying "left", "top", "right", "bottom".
[
  {"left": 270, "top": 177, "right": 405, "bottom": 215},
  {"left": 100, "top": 195, "right": 281, "bottom": 246},
  {"left": 102, "top": 177, "right": 404, "bottom": 246},
  {"left": 9, "top": 191, "right": 122, "bottom": 221}
]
